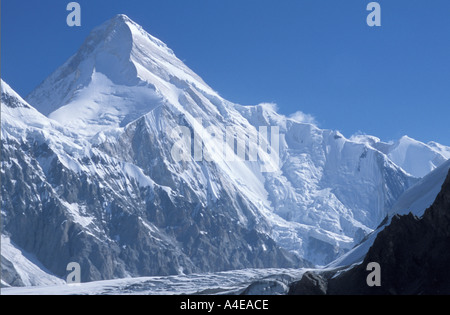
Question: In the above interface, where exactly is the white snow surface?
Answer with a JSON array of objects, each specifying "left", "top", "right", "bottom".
[
  {"left": 1, "top": 268, "right": 307, "bottom": 295},
  {"left": 1, "top": 235, "right": 65, "bottom": 287}
]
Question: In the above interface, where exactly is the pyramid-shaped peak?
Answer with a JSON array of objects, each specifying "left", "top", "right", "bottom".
[
  {"left": 83, "top": 14, "right": 174, "bottom": 59},
  {"left": 90, "top": 14, "right": 135, "bottom": 41},
  {"left": 112, "top": 13, "right": 133, "bottom": 22},
  {"left": 26, "top": 14, "right": 213, "bottom": 118},
  {"left": 100, "top": 14, "right": 141, "bottom": 31}
]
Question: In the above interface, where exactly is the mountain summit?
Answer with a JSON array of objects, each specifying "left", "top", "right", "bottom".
[{"left": 27, "top": 14, "right": 213, "bottom": 136}]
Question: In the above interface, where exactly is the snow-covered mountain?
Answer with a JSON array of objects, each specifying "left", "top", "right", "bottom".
[
  {"left": 351, "top": 134, "right": 450, "bottom": 178},
  {"left": 2, "top": 78, "right": 302, "bottom": 284},
  {"left": 2, "top": 14, "right": 448, "bottom": 287}
]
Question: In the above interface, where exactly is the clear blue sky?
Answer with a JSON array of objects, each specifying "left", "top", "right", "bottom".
[{"left": 2, "top": 0, "right": 450, "bottom": 145}]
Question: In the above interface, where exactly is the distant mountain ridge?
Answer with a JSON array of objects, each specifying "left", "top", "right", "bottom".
[{"left": 351, "top": 134, "right": 450, "bottom": 178}]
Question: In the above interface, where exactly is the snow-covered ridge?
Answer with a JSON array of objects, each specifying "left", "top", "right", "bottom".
[
  {"left": 350, "top": 134, "right": 450, "bottom": 178},
  {"left": 1, "top": 79, "right": 29, "bottom": 105}
]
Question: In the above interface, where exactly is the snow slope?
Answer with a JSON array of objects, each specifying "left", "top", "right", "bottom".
[
  {"left": 328, "top": 159, "right": 450, "bottom": 268},
  {"left": 388, "top": 158, "right": 450, "bottom": 216},
  {"left": 1, "top": 235, "right": 65, "bottom": 287}
]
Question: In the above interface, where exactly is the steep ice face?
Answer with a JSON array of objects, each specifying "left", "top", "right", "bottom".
[{"left": 248, "top": 115, "right": 414, "bottom": 265}]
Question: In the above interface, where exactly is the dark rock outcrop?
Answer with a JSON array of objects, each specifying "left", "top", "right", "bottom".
[
  {"left": 288, "top": 272, "right": 327, "bottom": 295},
  {"left": 1, "top": 257, "right": 25, "bottom": 287},
  {"left": 290, "top": 169, "right": 450, "bottom": 295}
]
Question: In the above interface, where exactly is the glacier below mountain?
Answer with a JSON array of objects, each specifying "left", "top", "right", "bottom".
[{"left": 2, "top": 14, "right": 450, "bottom": 287}]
